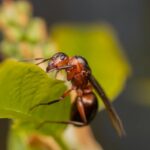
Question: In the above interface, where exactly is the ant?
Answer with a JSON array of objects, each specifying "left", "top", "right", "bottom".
[{"left": 28, "top": 52, "right": 126, "bottom": 137}]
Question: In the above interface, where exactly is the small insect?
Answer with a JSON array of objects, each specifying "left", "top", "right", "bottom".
[{"left": 28, "top": 52, "right": 126, "bottom": 137}]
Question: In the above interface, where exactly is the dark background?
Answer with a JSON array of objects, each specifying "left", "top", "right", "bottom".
[{"left": 1, "top": 0, "right": 150, "bottom": 150}]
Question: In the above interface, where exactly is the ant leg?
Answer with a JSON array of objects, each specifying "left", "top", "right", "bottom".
[
  {"left": 37, "top": 120, "right": 87, "bottom": 129},
  {"left": 55, "top": 70, "right": 59, "bottom": 78},
  {"left": 36, "top": 98, "right": 88, "bottom": 128},
  {"left": 30, "top": 88, "right": 73, "bottom": 111},
  {"left": 76, "top": 98, "right": 87, "bottom": 123}
]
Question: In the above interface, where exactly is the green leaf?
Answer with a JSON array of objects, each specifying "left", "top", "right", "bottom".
[
  {"left": 51, "top": 24, "right": 131, "bottom": 108},
  {"left": 0, "top": 60, "right": 70, "bottom": 135},
  {"left": 8, "top": 128, "right": 29, "bottom": 150}
]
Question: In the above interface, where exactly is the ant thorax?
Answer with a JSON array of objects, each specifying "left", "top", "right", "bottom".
[{"left": 66, "top": 56, "right": 91, "bottom": 89}]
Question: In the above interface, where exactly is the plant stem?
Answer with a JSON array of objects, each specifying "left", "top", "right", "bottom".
[{"left": 28, "top": 134, "right": 62, "bottom": 150}]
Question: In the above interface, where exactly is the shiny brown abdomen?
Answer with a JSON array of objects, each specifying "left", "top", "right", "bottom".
[{"left": 71, "top": 92, "right": 98, "bottom": 126}]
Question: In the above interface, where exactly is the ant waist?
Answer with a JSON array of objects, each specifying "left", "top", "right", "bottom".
[{"left": 75, "top": 87, "right": 93, "bottom": 96}]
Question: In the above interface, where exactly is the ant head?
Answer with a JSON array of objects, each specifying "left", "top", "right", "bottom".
[{"left": 46, "top": 52, "right": 69, "bottom": 72}]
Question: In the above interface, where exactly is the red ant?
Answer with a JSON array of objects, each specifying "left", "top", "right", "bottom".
[{"left": 29, "top": 52, "right": 126, "bottom": 137}]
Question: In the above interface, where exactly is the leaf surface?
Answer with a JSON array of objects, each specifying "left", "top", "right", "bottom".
[{"left": 0, "top": 60, "right": 70, "bottom": 135}]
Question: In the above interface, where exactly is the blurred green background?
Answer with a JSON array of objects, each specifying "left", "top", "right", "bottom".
[{"left": 0, "top": 0, "right": 150, "bottom": 150}]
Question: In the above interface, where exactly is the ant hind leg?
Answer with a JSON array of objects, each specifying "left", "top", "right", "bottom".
[
  {"left": 37, "top": 120, "right": 87, "bottom": 129},
  {"left": 29, "top": 98, "right": 61, "bottom": 111},
  {"left": 29, "top": 88, "right": 74, "bottom": 111}
]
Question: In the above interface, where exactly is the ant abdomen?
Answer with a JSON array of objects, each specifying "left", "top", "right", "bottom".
[{"left": 71, "top": 92, "right": 98, "bottom": 126}]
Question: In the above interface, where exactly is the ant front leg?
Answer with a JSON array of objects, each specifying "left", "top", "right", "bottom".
[
  {"left": 36, "top": 120, "right": 86, "bottom": 129},
  {"left": 29, "top": 88, "right": 73, "bottom": 111}
]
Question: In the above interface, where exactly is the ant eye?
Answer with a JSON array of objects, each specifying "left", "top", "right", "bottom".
[{"left": 60, "top": 54, "right": 66, "bottom": 60}]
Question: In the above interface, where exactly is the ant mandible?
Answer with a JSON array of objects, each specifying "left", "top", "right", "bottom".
[{"left": 29, "top": 52, "right": 126, "bottom": 137}]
